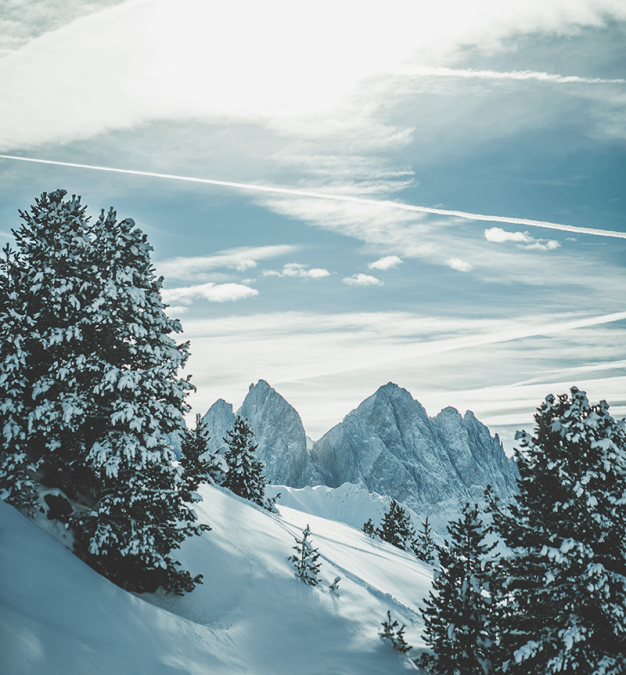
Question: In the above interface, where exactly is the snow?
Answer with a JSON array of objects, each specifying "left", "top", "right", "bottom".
[{"left": 0, "top": 483, "right": 433, "bottom": 674}]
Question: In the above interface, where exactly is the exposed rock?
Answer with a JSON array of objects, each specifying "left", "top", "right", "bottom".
[{"left": 310, "top": 383, "right": 518, "bottom": 516}]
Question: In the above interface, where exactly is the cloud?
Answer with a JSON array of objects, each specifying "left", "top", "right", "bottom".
[
  {"left": 263, "top": 263, "right": 331, "bottom": 280},
  {"left": 446, "top": 258, "right": 473, "bottom": 272},
  {"left": 521, "top": 240, "right": 561, "bottom": 251},
  {"left": 162, "top": 282, "right": 259, "bottom": 304},
  {"left": 485, "top": 227, "right": 561, "bottom": 250},
  {"left": 3, "top": 0, "right": 626, "bottom": 150},
  {"left": 485, "top": 227, "right": 532, "bottom": 244},
  {"left": 368, "top": 255, "right": 403, "bottom": 270},
  {"left": 156, "top": 245, "right": 299, "bottom": 281},
  {"left": 343, "top": 274, "right": 383, "bottom": 287}
]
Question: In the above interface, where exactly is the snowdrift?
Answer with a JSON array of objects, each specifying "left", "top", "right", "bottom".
[{"left": 0, "top": 484, "right": 433, "bottom": 674}]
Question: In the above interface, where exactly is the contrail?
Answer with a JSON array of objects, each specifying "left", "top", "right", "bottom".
[
  {"left": 1, "top": 154, "right": 625, "bottom": 239},
  {"left": 386, "top": 65, "right": 626, "bottom": 85}
]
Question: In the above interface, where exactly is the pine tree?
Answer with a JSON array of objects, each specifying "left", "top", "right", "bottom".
[
  {"left": 412, "top": 516, "right": 437, "bottom": 563},
  {"left": 288, "top": 524, "right": 321, "bottom": 586},
  {"left": 418, "top": 503, "right": 497, "bottom": 675},
  {"left": 179, "top": 414, "right": 225, "bottom": 498},
  {"left": 378, "top": 499, "right": 416, "bottom": 552},
  {"left": 0, "top": 190, "right": 205, "bottom": 594},
  {"left": 222, "top": 415, "right": 277, "bottom": 511},
  {"left": 488, "top": 387, "right": 626, "bottom": 675},
  {"left": 380, "top": 611, "right": 413, "bottom": 654}
]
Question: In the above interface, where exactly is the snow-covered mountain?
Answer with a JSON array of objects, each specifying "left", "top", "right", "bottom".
[
  {"left": 311, "top": 383, "right": 518, "bottom": 517},
  {"left": 0, "top": 487, "right": 430, "bottom": 675},
  {"left": 203, "top": 381, "right": 518, "bottom": 519},
  {"left": 203, "top": 380, "right": 321, "bottom": 487}
]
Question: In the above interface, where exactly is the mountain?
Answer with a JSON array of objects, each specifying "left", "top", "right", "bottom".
[
  {"left": 202, "top": 380, "right": 518, "bottom": 519},
  {"left": 310, "top": 383, "right": 518, "bottom": 517},
  {"left": 0, "top": 488, "right": 430, "bottom": 675},
  {"left": 203, "top": 380, "right": 321, "bottom": 487}
]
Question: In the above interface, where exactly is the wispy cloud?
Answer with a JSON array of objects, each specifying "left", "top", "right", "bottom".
[
  {"left": 263, "top": 263, "right": 330, "bottom": 280},
  {"left": 156, "top": 245, "right": 298, "bottom": 281},
  {"left": 3, "top": 156, "right": 624, "bottom": 240},
  {"left": 368, "top": 255, "right": 403, "bottom": 270},
  {"left": 343, "top": 274, "right": 383, "bottom": 287},
  {"left": 162, "top": 282, "right": 259, "bottom": 304},
  {"left": 180, "top": 309, "right": 626, "bottom": 442}
]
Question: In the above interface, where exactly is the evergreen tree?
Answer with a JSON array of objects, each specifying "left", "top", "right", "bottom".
[
  {"left": 378, "top": 499, "right": 416, "bottom": 552},
  {"left": 412, "top": 516, "right": 437, "bottom": 563},
  {"left": 179, "top": 414, "right": 225, "bottom": 498},
  {"left": 380, "top": 611, "right": 413, "bottom": 654},
  {"left": 288, "top": 524, "right": 321, "bottom": 586},
  {"left": 362, "top": 517, "right": 378, "bottom": 538},
  {"left": 222, "top": 415, "right": 277, "bottom": 511},
  {"left": 488, "top": 387, "right": 626, "bottom": 675},
  {"left": 0, "top": 190, "right": 205, "bottom": 594},
  {"left": 418, "top": 503, "right": 497, "bottom": 675}
]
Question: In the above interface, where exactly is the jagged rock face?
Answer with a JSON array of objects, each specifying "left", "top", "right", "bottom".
[
  {"left": 310, "top": 383, "right": 518, "bottom": 515},
  {"left": 203, "top": 381, "right": 321, "bottom": 487},
  {"left": 238, "top": 380, "right": 322, "bottom": 487}
]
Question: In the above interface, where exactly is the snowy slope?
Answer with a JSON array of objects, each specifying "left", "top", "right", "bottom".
[{"left": 0, "top": 485, "right": 433, "bottom": 675}]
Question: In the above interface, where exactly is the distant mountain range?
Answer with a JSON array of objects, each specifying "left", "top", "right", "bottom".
[{"left": 203, "top": 380, "right": 519, "bottom": 518}]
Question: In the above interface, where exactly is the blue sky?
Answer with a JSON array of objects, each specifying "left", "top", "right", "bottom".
[{"left": 1, "top": 0, "right": 625, "bottom": 450}]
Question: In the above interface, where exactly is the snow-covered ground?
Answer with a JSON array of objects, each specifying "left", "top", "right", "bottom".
[{"left": 0, "top": 484, "right": 433, "bottom": 674}]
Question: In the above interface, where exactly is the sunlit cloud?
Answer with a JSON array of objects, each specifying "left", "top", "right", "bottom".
[
  {"left": 162, "top": 282, "right": 259, "bottom": 304},
  {"left": 485, "top": 227, "right": 560, "bottom": 250},
  {"left": 368, "top": 255, "right": 403, "bottom": 270},
  {"left": 446, "top": 258, "right": 473, "bottom": 272},
  {"left": 343, "top": 274, "right": 383, "bottom": 287}
]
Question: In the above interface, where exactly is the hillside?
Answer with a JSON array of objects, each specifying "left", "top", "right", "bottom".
[{"left": 0, "top": 485, "right": 432, "bottom": 675}]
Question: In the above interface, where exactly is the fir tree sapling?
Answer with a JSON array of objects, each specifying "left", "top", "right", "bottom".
[
  {"left": 288, "top": 524, "right": 321, "bottom": 586},
  {"left": 362, "top": 518, "right": 378, "bottom": 537},
  {"left": 418, "top": 503, "right": 497, "bottom": 675},
  {"left": 380, "top": 611, "right": 413, "bottom": 654},
  {"left": 329, "top": 576, "right": 341, "bottom": 594},
  {"left": 412, "top": 516, "right": 437, "bottom": 564},
  {"left": 222, "top": 415, "right": 278, "bottom": 512},
  {"left": 488, "top": 387, "right": 626, "bottom": 675},
  {"left": 378, "top": 499, "right": 416, "bottom": 552},
  {"left": 0, "top": 190, "right": 205, "bottom": 594}
]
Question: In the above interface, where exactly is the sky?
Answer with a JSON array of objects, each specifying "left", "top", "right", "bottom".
[{"left": 1, "top": 0, "right": 625, "bottom": 452}]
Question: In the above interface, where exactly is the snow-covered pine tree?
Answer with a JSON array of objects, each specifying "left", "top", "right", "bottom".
[
  {"left": 179, "top": 414, "right": 225, "bottom": 498},
  {"left": 380, "top": 611, "right": 413, "bottom": 654},
  {"left": 378, "top": 499, "right": 416, "bottom": 552},
  {"left": 288, "top": 524, "right": 321, "bottom": 586},
  {"left": 488, "top": 387, "right": 626, "bottom": 675},
  {"left": 412, "top": 517, "right": 437, "bottom": 563},
  {"left": 222, "top": 415, "right": 277, "bottom": 511},
  {"left": 0, "top": 192, "right": 102, "bottom": 509},
  {"left": 418, "top": 503, "right": 497, "bottom": 675},
  {"left": 0, "top": 191, "right": 205, "bottom": 594}
]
